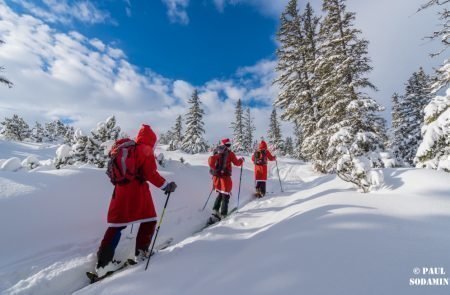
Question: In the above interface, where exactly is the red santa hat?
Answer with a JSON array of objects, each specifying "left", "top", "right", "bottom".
[{"left": 221, "top": 138, "right": 231, "bottom": 146}]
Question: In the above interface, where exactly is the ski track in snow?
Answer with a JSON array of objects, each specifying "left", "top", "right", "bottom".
[{"left": 1, "top": 141, "right": 450, "bottom": 295}]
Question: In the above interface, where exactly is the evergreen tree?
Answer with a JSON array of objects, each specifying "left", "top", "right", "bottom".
[
  {"left": 72, "top": 129, "right": 88, "bottom": 164},
  {"left": 419, "top": 0, "right": 449, "bottom": 91},
  {"left": 293, "top": 120, "right": 304, "bottom": 160},
  {"left": 274, "top": 1, "right": 321, "bottom": 161},
  {"left": 44, "top": 121, "right": 57, "bottom": 142},
  {"left": 64, "top": 126, "right": 75, "bottom": 145},
  {"left": 31, "top": 122, "right": 44, "bottom": 143},
  {"left": 167, "top": 115, "right": 183, "bottom": 151},
  {"left": 268, "top": 108, "right": 284, "bottom": 154},
  {"left": 231, "top": 99, "right": 245, "bottom": 153},
  {"left": 389, "top": 93, "right": 405, "bottom": 165},
  {"left": 0, "top": 114, "right": 30, "bottom": 141},
  {"left": 311, "top": 0, "right": 386, "bottom": 174},
  {"left": 284, "top": 136, "right": 294, "bottom": 156},
  {"left": 0, "top": 40, "right": 13, "bottom": 88},
  {"left": 181, "top": 90, "right": 209, "bottom": 154},
  {"left": 88, "top": 116, "right": 121, "bottom": 168},
  {"left": 394, "top": 68, "right": 432, "bottom": 165},
  {"left": 243, "top": 108, "right": 256, "bottom": 153}
]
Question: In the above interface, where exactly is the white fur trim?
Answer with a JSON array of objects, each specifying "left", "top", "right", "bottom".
[
  {"left": 108, "top": 217, "right": 158, "bottom": 227},
  {"left": 215, "top": 189, "right": 231, "bottom": 196}
]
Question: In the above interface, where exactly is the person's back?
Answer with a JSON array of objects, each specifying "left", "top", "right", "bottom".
[{"left": 252, "top": 140, "right": 275, "bottom": 197}]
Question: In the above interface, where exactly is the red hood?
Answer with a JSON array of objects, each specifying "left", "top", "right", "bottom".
[
  {"left": 135, "top": 124, "right": 157, "bottom": 147},
  {"left": 259, "top": 140, "right": 267, "bottom": 150}
]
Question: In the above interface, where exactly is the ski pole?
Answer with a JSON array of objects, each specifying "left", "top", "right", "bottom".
[
  {"left": 237, "top": 165, "right": 243, "bottom": 211},
  {"left": 201, "top": 187, "right": 214, "bottom": 211},
  {"left": 130, "top": 224, "right": 134, "bottom": 234},
  {"left": 145, "top": 192, "right": 172, "bottom": 271},
  {"left": 275, "top": 159, "right": 284, "bottom": 192}
]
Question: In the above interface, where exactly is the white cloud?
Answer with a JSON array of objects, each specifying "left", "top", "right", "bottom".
[
  {"left": 213, "top": 0, "right": 288, "bottom": 17},
  {"left": 10, "top": 0, "right": 113, "bottom": 25},
  {"left": 0, "top": 2, "right": 287, "bottom": 143},
  {"left": 161, "top": 0, "right": 190, "bottom": 25}
]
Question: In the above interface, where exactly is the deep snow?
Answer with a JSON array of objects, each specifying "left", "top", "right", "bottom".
[{"left": 0, "top": 140, "right": 449, "bottom": 295}]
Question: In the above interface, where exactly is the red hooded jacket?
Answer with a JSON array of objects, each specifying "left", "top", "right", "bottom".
[
  {"left": 252, "top": 141, "right": 276, "bottom": 181},
  {"left": 208, "top": 146, "right": 243, "bottom": 194},
  {"left": 107, "top": 125, "right": 167, "bottom": 226}
]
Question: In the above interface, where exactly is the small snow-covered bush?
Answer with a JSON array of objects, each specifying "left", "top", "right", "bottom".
[
  {"left": 55, "top": 144, "right": 73, "bottom": 169},
  {"left": 21, "top": 156, "right": 40, "bottom": 170},
  {"left": 1, "top": 157, "right": 22, "bottom": 172}
]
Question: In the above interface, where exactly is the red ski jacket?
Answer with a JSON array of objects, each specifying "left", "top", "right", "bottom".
[
  {"left": 252, "top": 141, "right": 276, "bottom": 182},
  {"left": 208, "top": 147, "right": 244, "bottom": 195},
  {"left": 107, "top": 125, "right": 167, "bottom": 227}
]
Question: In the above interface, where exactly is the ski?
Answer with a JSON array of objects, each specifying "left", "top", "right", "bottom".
[
  {"left": 85, "top": 237, "right": 173, "bottom": 284},
  {"left": 196, "top": 207, "right": 239, "bottom": 233}
]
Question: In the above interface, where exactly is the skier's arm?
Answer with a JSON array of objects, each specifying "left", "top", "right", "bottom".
[
  {"left": 267, "top": 150, "right": 276, "bottom": 161},
  {"left": 251, "top": 153, "right": 255, "bottom": 163},
  {"left": 230, "top": 152, "right": 244, "bottom": 166},
  {"left": 142, "top": 151, "right": 167, "bottom": 189}
]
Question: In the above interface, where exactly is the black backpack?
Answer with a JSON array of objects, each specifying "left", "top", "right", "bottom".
[
  {"left": 253, "top": 150, "right": 267, "bottom": 166},
  {"left": 209, "top": 145, "right": 231, "bottom": 177}
]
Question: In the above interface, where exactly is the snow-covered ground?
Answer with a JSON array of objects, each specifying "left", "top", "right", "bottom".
[{"left": 1, "top": 140, "right": 449, "bottom": 295}]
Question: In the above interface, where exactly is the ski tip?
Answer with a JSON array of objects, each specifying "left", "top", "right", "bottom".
[{"left": 86, "top": 272, "right": 98, "bottom": 284}]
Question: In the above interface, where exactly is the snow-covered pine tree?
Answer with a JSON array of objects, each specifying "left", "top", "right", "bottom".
[
  {"left": 0, "top": 40, "right": 13, "bottom": 88},
  {"left": 415, "top": 89, "right": 450, "bottom": 171},
  {"left": 168, "top": 115, "right": 183, "bottom": 151},
  {"left": 181, "top": 90, "right": 209, "bottom": 154},
  {"left": 415, "top": 1, "right": 450, "bottom": 172},
  {"left": 64, "top": 126, "right": 75, "bottom": 145},
  {"left": 231, "top": 99, "right": 246, "bottom": 153},
  {"left": 88, "top": 116, "right": 121, "bottom": 168},
  {"left": 158, "top": 131, "right": 170, "bottom": 145},
  {"left": 274, "top": 1, "right": 320, "bottom": 161},
  {"left": 293, "top": 120, "right": 304, "bottom": 160},
  {"left": 284, "top": 137, "right": 294, "bottom": 156},
  {"left": 395, "top": 68, "right": 432, "bottom": 165},
  {"left": 44, "top": 121, "right": 57, "bottom": 142},
  {"left": 72, "top": 129, "right": 88, "bottom": 164},
  {"left": 31, "top": 122, "right": 44, "bottom": 143},
  {"left": 419, "top": 0, "right": 449, "bottom": 92},
  {"left": 268, "top": 108, "right": 284, "bottom": 154},
  {"left": 389, "top": 93, "right": 405, "bottom": 165},
  {"left": 243, "top": 108, "right": 256, "bottom": 153},
  {"left": 311, "top": 0, "right": 386, "bottom": 176},
  {"left": 0, "top": 114, "right": 30, "bottom": 141}
]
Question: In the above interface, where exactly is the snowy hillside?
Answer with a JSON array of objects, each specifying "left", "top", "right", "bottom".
[{"left": 1, "top": 140, "right": 450, "bottom": 295}]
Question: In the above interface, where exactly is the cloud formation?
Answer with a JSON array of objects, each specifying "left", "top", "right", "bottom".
[
  {"left": 10, "top": 0, "right": 113, "bottom": 25},
  {"left": 0, "top": 2, "right": 286, "bottom": 143},
  {"left": 161, "top": 0, "right": 190, "bottom": 25}
]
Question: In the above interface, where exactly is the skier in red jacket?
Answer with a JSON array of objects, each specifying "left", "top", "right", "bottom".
[
  {"left": 208, "top": 138, "right": 244, "bottom": 223},
  {"left": 252, "top": 140, "right": 276, "bottom": 198},
  {"left": 95, "top": 125, "right": 177, "bottom": 277}
]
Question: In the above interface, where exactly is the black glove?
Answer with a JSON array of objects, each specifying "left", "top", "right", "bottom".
[{"left": 163, "top": 182, "right": 177, "bottom": 194}]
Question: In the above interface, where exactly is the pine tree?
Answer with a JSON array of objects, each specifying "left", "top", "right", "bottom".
[
  {"left": 0, "top": 114, "right": 30, "bottom": 141},
  {"left": 268, "top": 108, "right": 284, "bottom": 154},
  {"left": 0, "top": 40, "right": 13, "bottom": 88},
  {"left": 31, "top": 122, "right": 45, "bottom": 143},
  {"left": 293, "top": 120, "right": 304, "bottom": 160},
  {"left": 181, "top": 90, "right": 209, "bottom": 154},
  {"left": 311, "top": 0, "right": 386, "bottom": 174},
  {"left": 44, "top": 121, "right": 57, "bottom": 142},
  {"left": 274, "top": 1, "right": 321, "bottom": 161},
  {"left": 72, "top": 129, "right": 88, "bottom": 164},
  {"left": 389, "top": 93, "right": 405, "bottom": 165},
  {"left": 87, "top": 116, "right": 121, "bottom": 168},
  {"left": 419, "top": 0, "right": 449, "bottom": 91},
  {"left": 243, "top": 108, "right": 256, "bottom": 153},
  {"left": 64, "top": 126, "right": 75, "bottom": 145},
  {"left": 394, "top": 68, "right": 432, "bottom": 165},
  {"left": 167, "top": 115, "right": 183, "bottom": 151},
  {"left": 231, "top": 99, "right": 245, "bottom": 153},
  {"left": 284, "top": 136, "right": 294, "bottom": 156}
]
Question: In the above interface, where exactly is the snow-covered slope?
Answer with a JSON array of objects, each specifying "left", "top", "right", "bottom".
[{"left": 1, "top": 141, "right": 449, "bottom": 295}]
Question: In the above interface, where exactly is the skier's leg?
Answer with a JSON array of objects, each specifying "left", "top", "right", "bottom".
[
  {"left": 220, "top": 193, "right": 230, "bottom": 216},
  {"left": 261, "top": 182, "right": 266, "bottom": 196},
  {"left": 255, "top": 181, "right": 263, "bottom": 198},
  {"left": 212, "top": 193, "right": 223, "bottom": 213},
  {"left": 97, "top": 226, "right": 126, "bottom": 268},
  {"left": 135, "top": 221, "right": 157, "bottom": 255}
]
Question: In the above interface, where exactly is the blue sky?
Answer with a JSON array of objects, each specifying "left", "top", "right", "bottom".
[{"left": 0, "top": 0, "right": 443, "bottom": 141}]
